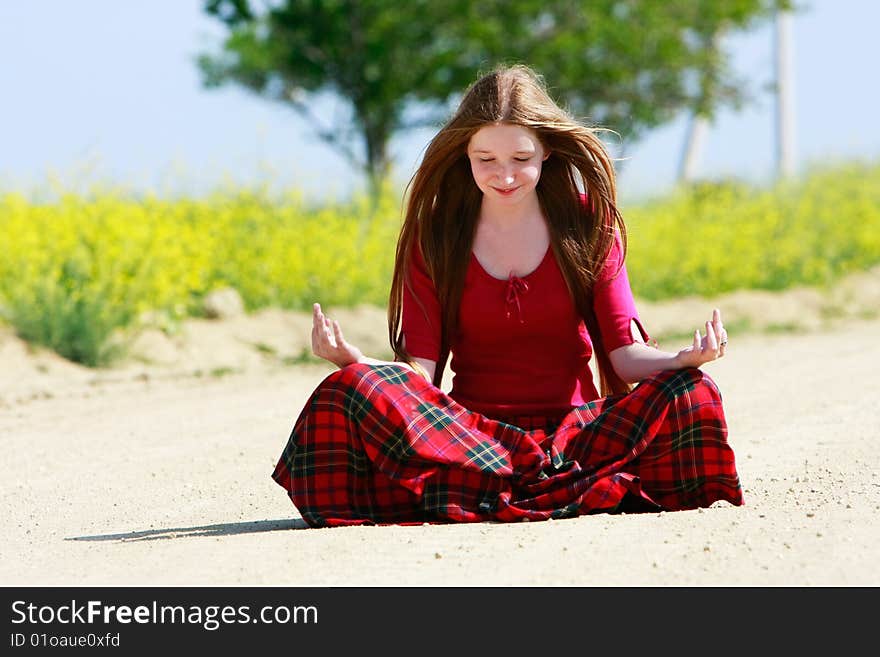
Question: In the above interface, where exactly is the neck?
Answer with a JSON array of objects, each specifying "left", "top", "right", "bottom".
[{"left": 479, "top": 191, "right": 543, "bottom": 229}]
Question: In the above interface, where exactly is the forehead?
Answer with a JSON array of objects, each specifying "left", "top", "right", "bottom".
[{"left": 468, "top": 123, "right": 541, "bottom": 152}]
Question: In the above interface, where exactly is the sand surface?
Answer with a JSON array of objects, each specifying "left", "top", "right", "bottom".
[{"left": 2, "top": 278, "right": 878, "bottom": 586}]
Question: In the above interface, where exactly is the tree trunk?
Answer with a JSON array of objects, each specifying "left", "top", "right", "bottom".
[{"left": 363, "top": 120, "right": 391, "bottom": 203}]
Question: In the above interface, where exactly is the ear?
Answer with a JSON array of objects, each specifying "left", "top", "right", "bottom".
[{"left": 542, "top": 150, "right": 551, "bottom": 161}]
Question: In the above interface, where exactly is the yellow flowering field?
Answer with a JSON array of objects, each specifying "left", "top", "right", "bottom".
[
  {"left": 0, "top": 188, "right": 400, "bottom": 364},
  {"left": 0, "top": 161, "right": 878, "bottom": 365},
  {"left": 624, "top": 161, "right": 880, "bottom": 299}
]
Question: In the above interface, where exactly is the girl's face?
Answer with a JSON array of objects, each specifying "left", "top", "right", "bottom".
[{"left": 467, "top": 123, "right": 549, "bottom": 203}]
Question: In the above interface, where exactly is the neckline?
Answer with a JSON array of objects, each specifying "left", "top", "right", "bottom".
[{"left": 470, "top": 245, "right": 552, "bottom": 282}]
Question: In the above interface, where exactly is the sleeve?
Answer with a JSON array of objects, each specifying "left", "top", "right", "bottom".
[
  {"left": 592, "top": 232, "right": 651, "bottom": 352},
  {"left": 401, "top": 245, "right": 442, "bottom": 361}
]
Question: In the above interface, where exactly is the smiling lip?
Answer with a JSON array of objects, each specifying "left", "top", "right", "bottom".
[{"left": 492, "top": 186, "right": 520, "bottom": 195}]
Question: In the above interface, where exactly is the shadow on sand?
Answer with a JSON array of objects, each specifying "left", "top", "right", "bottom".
[{"left": 65, "top": 518, "right": 309, "bottom": 542}]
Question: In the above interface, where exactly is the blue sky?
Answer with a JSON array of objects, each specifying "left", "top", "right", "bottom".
[{"left": 1, "top": 0, "right": 877, "bottom": 204}]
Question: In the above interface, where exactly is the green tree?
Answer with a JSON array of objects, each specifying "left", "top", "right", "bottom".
[{"left": 198, "top": 0, "right": 794, "bottom": 196}]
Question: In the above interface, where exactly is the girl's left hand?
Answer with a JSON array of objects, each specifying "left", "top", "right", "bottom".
[{"left": 675, "top": 308, "right": 728, "bottom": 368}]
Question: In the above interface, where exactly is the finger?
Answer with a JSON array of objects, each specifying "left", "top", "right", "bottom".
[
  {"left": 322, "top": 316, "right": 336, "bottom": 348},
  {"left": 314, "top": 304, "right": 331, "bottom": 337},
  {"left": 316, "top": 305, "right": 333, "bottom": 337},
  {"left": 715, "top": 306, "right": 728, "bottom": 349},
  {"left": 312, "top": 304, "right": 334, "bottom": 351},
  {"left": 311, "top": 328, "right": 324, "bottom": 356},
  {"left": 705, "top": 320, "right": 718, "bottom": 353},
  {"left": 311, "top": 326, "right": 328, "bottom": 355},
  {"left": 713, "top": 307, "right": 723, "bottom": 337},
  {"left": 331, "top": 319, "right": 345, "bottom": 346},
  {"left": 693, "top": 329, "right": 701, "bottom": 352}
]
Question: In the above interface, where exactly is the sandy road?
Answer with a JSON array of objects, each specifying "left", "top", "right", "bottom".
[{"left": 1, "top": 318, "right": 878, "bottom": 586}]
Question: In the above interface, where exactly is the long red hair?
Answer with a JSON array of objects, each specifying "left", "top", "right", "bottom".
[{"left": 388, "top": 64, "right": 631, "bottom": 396}]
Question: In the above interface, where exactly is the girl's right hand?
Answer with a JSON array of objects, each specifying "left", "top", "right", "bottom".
[{"left": 311, "top": 302, "right": 364, "bottom": 368}]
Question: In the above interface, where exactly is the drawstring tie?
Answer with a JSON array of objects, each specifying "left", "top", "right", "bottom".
[{"left": 505, "top": 274, "right": 529, "bottom": 323}]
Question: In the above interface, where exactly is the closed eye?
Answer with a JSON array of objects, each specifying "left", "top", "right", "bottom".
[{"left": 478, "top": 157, "right": 532, "bottom": 162}]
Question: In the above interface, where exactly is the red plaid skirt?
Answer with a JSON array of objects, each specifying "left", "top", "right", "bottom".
[{"left": 272, "top": 363, "right": 744, "bottom": 526}]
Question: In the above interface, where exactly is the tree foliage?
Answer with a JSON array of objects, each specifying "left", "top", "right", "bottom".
[{"left": 198, "top": 0, "right": 794, "bottom": 193}]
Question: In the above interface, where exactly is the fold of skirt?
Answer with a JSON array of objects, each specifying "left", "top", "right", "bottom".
[{"left": 271, "top": 363, "right": 744, "bottom": 527}]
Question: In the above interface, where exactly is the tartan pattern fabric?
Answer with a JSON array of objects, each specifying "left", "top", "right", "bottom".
[{"left": 271, "top": 363, "right": 744, "bottom": 527}]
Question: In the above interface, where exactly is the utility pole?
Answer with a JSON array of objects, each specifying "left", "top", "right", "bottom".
[
  {"left": 774, "top": 8, "right": 797, "bottom": 179},
  {"left": 679, "top": 114, "right": 709, "bottom": 184},
  {"left": 678, "top": 31, "right": 721, "bottom": 185}
]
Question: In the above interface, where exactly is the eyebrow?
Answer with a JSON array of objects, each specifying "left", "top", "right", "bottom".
[{"left": 470, "top": 149, "right": 535, "bottom": 154}]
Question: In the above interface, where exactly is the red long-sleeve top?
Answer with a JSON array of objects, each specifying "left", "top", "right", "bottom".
[{"left": 402, "top": 233, "right": 648, "bottom": 420}]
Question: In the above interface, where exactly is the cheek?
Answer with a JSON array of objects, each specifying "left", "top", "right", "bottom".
[
  {"left": 470, "top": 162, "right": 494, "bottom": 185},
  {"left": 520, "top": 164, "right": 542, "bottom": 183}
]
